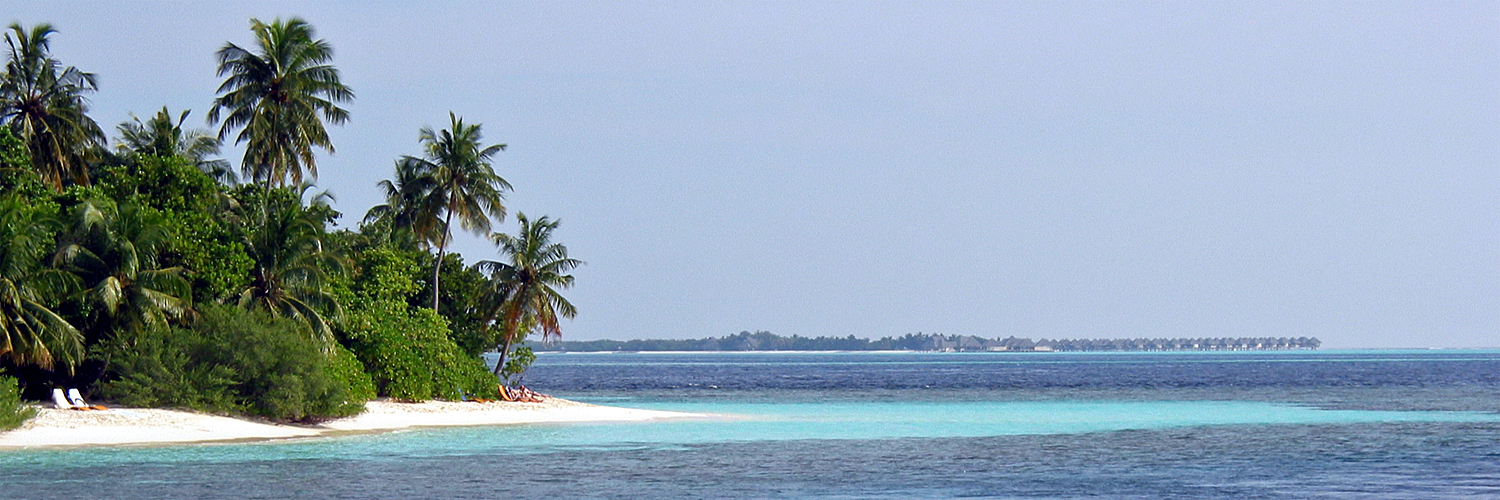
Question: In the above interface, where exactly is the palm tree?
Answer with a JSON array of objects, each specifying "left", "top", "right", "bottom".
[
  {"left": 208, "top": 17, "right": 352, "bottom": 191},
  {"left": 236, "top": 185, "right": 343, "bottom": 345},
  {"left": 403, "top": 113, "right": 510, "bottom": 310},
  {"left": 477, "top": 214, "right": 579, "bottom": 376},
  {"left": 0, "top": 196, "right": 82, "bottom": 372},
  {"left": 361, "top": 156, "right": 439, "bottom": 248},
  {"left": 116, "top": 107, "right": 235, "bottom": 184},
  {"left": 52, "top": 199, "right": 191, "bottom": 340},
  {"left": 0, "top": 23, "right": 103, "bottom": 190}
]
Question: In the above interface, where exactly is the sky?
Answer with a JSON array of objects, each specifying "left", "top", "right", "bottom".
[{"left": 6, "top": 1, "right": 1497, "bottom": 348}]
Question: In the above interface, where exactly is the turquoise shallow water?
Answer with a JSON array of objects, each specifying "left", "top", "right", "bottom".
[
  {"left": 4, "top": 350, "right": 1499, "bottom": 499},
  {"left": 14, "top": 399, "right": 1496, "bottom": 469},
  {"left": 556, "top": 400, "right": 1500, "bottom": 445}
]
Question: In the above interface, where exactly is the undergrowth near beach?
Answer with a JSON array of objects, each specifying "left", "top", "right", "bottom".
[
  {"left": 0, "top": 376, "right": 35, "bottom": 430},
  {"left": 97, "top": 305, "right": 371, "bottom": 422}
]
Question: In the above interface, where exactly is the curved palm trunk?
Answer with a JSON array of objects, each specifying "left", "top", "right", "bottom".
[
  {"left": 430, "top": 206, "right": 455, "bottom": 310},
  {"left": 490, "top": 294, "right": 526, "bottom": 379},
  {"left": 491, "top": 334, "right": 513, "bottom": 378}
]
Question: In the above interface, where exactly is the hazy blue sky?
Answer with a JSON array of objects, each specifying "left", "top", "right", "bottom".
[{"left": 8, "top": 1, "right": 1497, "bottom": 347}]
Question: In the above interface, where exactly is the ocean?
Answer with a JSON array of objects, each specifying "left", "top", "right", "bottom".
[{"left": 3, "top": 350, "right": 1498, "bottom": 499}]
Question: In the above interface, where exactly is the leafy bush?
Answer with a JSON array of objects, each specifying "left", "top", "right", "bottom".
[
  {"left": 0, "top": 128, "right": 52, "bottom": 205},
  {"left": 0, "top": 376, "right": 36, "bottom": 431},
  {"left": 326, "top": 345, "right": 377, "bottom": 403},
  {"left": 342, "top": 299, "right": 498, "bottom": 401},
  {"left": 158, "top": 208, "right": 252, "bottom": 304},
  {"left": 94, "top": 155, "right": 252, "bottom": 303},
  {"left": 421, "top": 253, "right": 496, "bottom": 358},
  {"left": 97, "top": 305, "right": 371, "bottom": 421},
  {"left": 95, "top": 154, "right": 218, "bottom": 213}
]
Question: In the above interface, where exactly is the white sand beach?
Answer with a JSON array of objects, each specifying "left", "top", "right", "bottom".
[
  {"left": 322, "top": 398, "right": 700, "bottom": 431},
  {"left": 0, "top": 398, "right": 703, "bottom": 449}
]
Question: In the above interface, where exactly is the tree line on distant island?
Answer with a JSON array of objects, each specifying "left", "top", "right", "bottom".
[
  {"left": 0, "top": 18, "right": 578, "bottom": 425},
  {"left": 540, "top": 331, "right": 1321, "bottom": 352}
]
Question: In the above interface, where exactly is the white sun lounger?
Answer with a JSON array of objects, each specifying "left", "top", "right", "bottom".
[
  {"left": 66, "top": 388, "right": 92, "bottom": 409},
  {"left": 64, "top": 384, "right": 105, "bottom": 408},
  {"left": 51, "top": 388, "right": 71, "bottom": 409}
]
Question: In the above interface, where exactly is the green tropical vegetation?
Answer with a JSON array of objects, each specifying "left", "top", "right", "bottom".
[
  {"left": 0, "top": 376, "right": 33, "bottom": 430},
  {"left": 95, "top": 304, "right": 370, "bottom": 421},
  {"left": 0, "top": 195, "right": 81, "bottom": 372},
  {"left": 0, "top": 18, "right": 579, "bottom": 424},
  {"left": 116, "top": 107, "right": 236, "bottom": 185},
  {"left": 0, "top": 23, "right": 103, "bottom": 191}
]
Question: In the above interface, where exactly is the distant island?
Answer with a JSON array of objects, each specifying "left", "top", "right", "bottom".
[{"left": 537, "top": 331, "right": 1321, "bottom": 352}]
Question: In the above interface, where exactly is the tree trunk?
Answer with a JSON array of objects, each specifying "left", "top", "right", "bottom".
[
  {"left": 430, "top": 207, "right": 454, "bottom": 310},
  {"left": 492, "top": 335, "right": 513, "bottom": 378}
]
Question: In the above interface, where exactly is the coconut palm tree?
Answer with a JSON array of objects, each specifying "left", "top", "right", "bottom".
[
  {"left": 52, "top": 199, "right": 190, "bottom": 340},
  {"left": 0, "top": 23, "right": 103, "bottom": 190},
  {"left": 402, "top": 113, "right": 509, "bottom": 310},
  {"left": 0, "top": 196, "right": 82, "bottom": 372},
  {"left": 236, "top": 184, "right": 343, "bottom": 345},
  {"left": 208, "top": 17, "right": 351, "bottom": 191},
  {"left": 361, "top": 156, "right": 440, "bottom": 248},
  {"left": 116, "top": 107, "right": 235, "bottom": 184},
  {"left": 477, "top": 214, "right": 579, "bottom": 376}
]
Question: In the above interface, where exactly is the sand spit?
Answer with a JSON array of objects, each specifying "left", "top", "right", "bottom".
[{"left": 0, "top": 398, "right": 703, "bottom": 450}]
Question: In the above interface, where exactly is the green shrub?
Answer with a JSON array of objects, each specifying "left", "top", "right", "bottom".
[
  {"left": 326, "top": 344, "right": 377, "bottom": 403},
  {"left": 92, "top": 155, "right": 253, "bottom": 304},
  {"left": 342, "top": 299, "right": 498, "bottom": 401},
  {"left": 95, "top": 323, "right": 237, "bottom": 411},
  {"left": 98, "top": 305, "right": 372, "bottom": 421},
  {"left": 0, "top": 376, "right": 36, "bottom": 431}
]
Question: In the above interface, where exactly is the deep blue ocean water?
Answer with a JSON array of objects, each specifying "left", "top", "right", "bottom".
[{"left": 3, "top": 350, "right": 1499, "bottom": 499}]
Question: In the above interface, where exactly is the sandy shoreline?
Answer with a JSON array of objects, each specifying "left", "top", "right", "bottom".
[{"left": 0, "top": 398, "right": 704, "bottom": 450}]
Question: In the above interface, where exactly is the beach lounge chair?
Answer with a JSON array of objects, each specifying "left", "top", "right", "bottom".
[
  {"left": 51, "top": 388, "right": 71, "bottom": 409},
  {"left": 66, "top": 388, "right": 107, "bottom": 411}
]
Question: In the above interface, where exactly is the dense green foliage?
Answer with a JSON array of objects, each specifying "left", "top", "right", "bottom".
[
  {"left": 0, "top": 375, "right": 36, "bottom": 430},
  {"left": 236, "top": 186, "right": 344, "bottom": 343},
  {"left": 55, "top": 199, "right": 193, "bottom": 344},
  {"left": 0, "top": 195, "right": 81, "bottom": 371},
  {"left": 91, "top": 154, "right": 251, "bottom": 305},
  {"left": 96, "top": 304, "right": 369, "bottom": 421},
  {"left": 337, "top": 245, "right": 497, "bottom": 401},
  {"left": 0, "top": 128, "right": 52, "bottom": 202},
  {"left": 342, "top": 300, "right": 497, "bottom": 401},
  {"left": 422, "top": 253, "right": 494, "bottom": 357}
]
